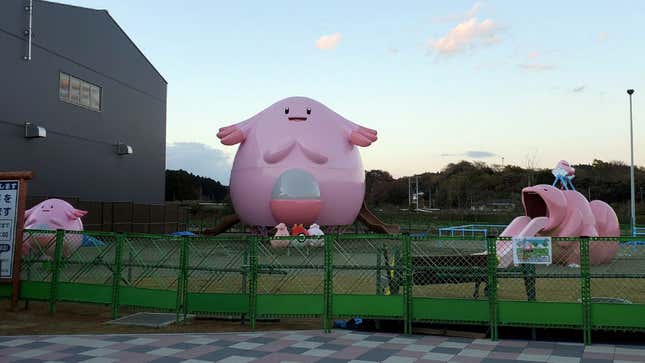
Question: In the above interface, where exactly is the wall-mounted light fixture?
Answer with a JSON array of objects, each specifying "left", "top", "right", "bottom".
[
  {"left": 24, "top": 122, "right": 46, "bottom": 138},
  {"left": 115, "top": 143, "right": 133, "bottom": 155}
]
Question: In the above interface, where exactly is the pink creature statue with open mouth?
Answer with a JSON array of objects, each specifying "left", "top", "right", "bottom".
[{"left": 497, "top": 161, "right": 619, "bottom": 267}]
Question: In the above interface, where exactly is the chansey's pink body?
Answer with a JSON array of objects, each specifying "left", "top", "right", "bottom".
[{"left": 217, "top": 96, "right": 377, "bottom": 227}]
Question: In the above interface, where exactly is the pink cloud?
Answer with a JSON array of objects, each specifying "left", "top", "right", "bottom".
[
  {"left": 315, "top": 33, "right": 342, "bottom": 50},
  {"left": 527, "top": 51, "right": 540, "bottom": 60},
  {"left": 428, "top": 17, "right": 502, "bottom": 55},
  {"left": 597, "top": 32, "right": 608, "bottom": 42}
]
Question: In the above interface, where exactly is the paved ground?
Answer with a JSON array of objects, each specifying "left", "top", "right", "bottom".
[{"left": 1, "top": 330, "right": 644, "bottom": 363}]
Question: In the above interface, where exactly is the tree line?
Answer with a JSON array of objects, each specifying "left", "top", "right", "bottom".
[
  {"left": 365, "top": 159, "right": 645, "bottom": 220},
  {"left": 167, "top": 159, "right": 645, "bottom": 221},
  {"left": 165, "top": 169, "right": 229, "bottom": 202}
]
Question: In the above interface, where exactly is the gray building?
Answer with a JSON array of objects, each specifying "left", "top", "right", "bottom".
[{"left": 0, "top": 0, "right": 167, "bottom": 203}]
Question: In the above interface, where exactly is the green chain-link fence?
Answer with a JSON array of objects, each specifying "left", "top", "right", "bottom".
[
  {"left": 184, "top": 236, "right": 250, "bottom": 317},
  {"left": 6, "top": 230, "right": 645, "bottom": 344},
  {"left": 253, "top": 236, "right": 325, "bottom": 321},
  {"left": 330, "top": 235, "right": 407, "bottom": 331}
]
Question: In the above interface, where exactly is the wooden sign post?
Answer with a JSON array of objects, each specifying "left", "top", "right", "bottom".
[{"left": 0, "top": 171, "right": 32, "bottom": 308}]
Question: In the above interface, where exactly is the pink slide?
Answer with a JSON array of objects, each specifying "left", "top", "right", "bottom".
[
  {"left": 497, "top": 182, "right": 620, "bottom": 267},
  {"left": 497, "top": 216, "right": 548, "bottom": 267}
]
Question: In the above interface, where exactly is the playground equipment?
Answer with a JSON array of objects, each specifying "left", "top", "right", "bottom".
[
  {"left": 214, "top": 96, "right": 399, "bottom": 235},
  {"left": 22, "top": 198, "right": 87, "bottom": 257},
  {"left": 497, "top": 161, "right": 620, "bottom": 267},
  {"left": 438, "top": 224, "right": 508, "bottom": 238},
  {"left": 625, "top": 227, "right": 645, "bottom": 254},
  {"left": 357, "top": 201, "right": 400, "bottom": 234}
]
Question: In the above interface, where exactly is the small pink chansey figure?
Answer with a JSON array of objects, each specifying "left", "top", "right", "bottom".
[
  {"left": 270, "top": 223, "right": 291, "bottom": 248},
  {"left": 22, "top": 199, "right": 87, "bottom": 258},
  {"left": 521, "top": 241, "right": 534, "bottom": 260},
  {"left": 306, "top": 223, "right": 325, "bottom": 247}
]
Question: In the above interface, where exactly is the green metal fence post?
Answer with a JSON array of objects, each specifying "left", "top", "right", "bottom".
[
  {"left": 580, "top": 237, "right": 592, "bottom": 345},
  {"left": 376, "top": 245, "right": 382, "bottom": 295},
  {"left": 127, "top": 250, "right": 133, "bottom": 285},
  {"left": 248, "top": 236, "right": 258, "bottom": 330},
  {"left": 182, "top": 237, "right": 189, "bottom": 323},
  {"left": 111, "top": 233, "right": 124, "bottom": 319},
  {"left": 323, "top": 234, "right": 334, "bottom": 333},
  {"left": 375, "top": 243, "right": 384, "bottom": 331},
  {"left": 403, "top": 234, "right": 413, "bottom": 335},
  {"left": 176, "top": 237, "right": 187, "bottom": 324},
  {"left": 48, "top": 229, "right": 64, "bottom": 314},
  {"left": 486, "top": 237, "right": 499, "bottom": 341},
  {"left": 240, "top": 246, "right": 249, "bottom": 324}
]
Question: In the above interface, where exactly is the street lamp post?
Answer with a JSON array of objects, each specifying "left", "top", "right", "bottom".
[
  {"left": 408, "top": 177, "right": 411, "bottom": 208},
  {"left": 416, "top": 175, "right": 419, "bottom": 210},
  {"left": 628, "top": 89, "right": 636, "bottom": 236}
]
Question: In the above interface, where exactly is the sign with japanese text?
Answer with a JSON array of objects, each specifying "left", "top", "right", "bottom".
[
  {"left": 0, "top": 180, "right": 19, "bottom": 278},
  {"left": 512, "top": 236, "right": 552, "bottom": 265}
]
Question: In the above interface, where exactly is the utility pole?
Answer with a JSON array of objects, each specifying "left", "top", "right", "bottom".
[
  {"left": 628, "top": 89, "right": 636, "bottom": 236},
  {"left": 415, "top": 175, "right": 419, "bottom": 210},
  {"left": 408, "top": 177, "right": 411, "bottom": 208}
]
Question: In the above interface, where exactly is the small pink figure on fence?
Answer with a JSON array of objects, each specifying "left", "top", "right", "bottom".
[
  {"left": 22, "top": 199, "right": 87, "bottom": 258},
  {"left": 270, "top": 223, "right": 291, "bottom": 248}
]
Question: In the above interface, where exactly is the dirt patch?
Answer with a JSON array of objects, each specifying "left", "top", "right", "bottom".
[{"left": 0, "top": 300, "right": 321, "bottom": 336}]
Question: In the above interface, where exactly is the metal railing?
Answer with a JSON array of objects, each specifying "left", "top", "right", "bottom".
[
  {"left": 437, "top": 224, "right": 508, "bottom": 237},
  {"left": 5, "top": 229, "right": 645, "bottom": 344}
]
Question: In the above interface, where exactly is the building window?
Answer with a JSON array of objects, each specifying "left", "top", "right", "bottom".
[{"left": 59, "top": 72, "right": 101, "bottom": 111}]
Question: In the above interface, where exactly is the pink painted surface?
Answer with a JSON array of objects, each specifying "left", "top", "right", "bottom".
[
  {"left": 22, "top": 198, "right": 87, "bottom": 257},
  {"left": 497, "top": 216, "right": 530, "bottom": 268},
  {"left": 498, "top": 184, "right": 620, "bottom": 266},
  {"left": 270, "top": 199, "right": 321, "bottom": 226},
  {"left": 217, "top": 96, "right": 377, "bottom": 227}
]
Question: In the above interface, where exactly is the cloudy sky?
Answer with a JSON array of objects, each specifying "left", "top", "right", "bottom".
[{"left": 59, "top": 0, "right": 645, "bottom": 184}]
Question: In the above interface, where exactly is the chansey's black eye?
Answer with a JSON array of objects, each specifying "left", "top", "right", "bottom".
[
  {"left": 284, "top": 107, "right": 289, "bottom": 115},
  {"left": 306, "top": 107, "right": 311, "bottom": 115}
]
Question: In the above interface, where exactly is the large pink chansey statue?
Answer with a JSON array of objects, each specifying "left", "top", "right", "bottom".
[
  {"left": 22, "top": 199, "right": 87, "bottom": 258},
  {"left": 217, "top": 96, "right": 377, "bottom": 227},
  {"left": 497, "top": 161, "right": 620, "bottom": 267}
]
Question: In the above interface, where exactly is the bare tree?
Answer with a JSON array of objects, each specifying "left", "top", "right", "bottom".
[{"left": 524, "top": 149, "right": 540, "bottom": 186}]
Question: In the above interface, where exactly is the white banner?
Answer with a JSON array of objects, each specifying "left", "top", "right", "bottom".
[{"left": 0, "top": 180, "right": 19, "bottom": 278}]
